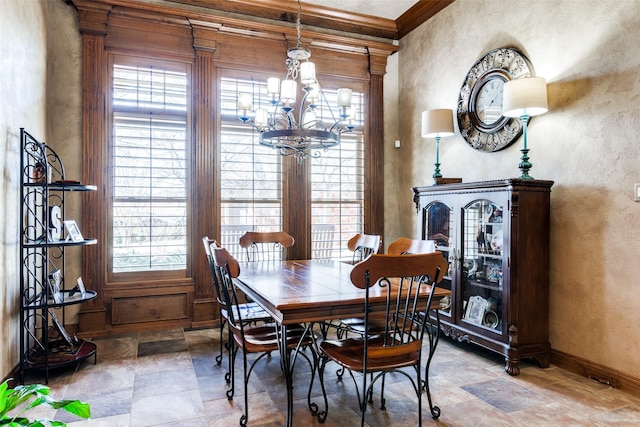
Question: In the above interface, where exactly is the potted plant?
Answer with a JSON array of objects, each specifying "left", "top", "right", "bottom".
[{"left": 0, "top": 379, "right": 90, "bottom": 426}]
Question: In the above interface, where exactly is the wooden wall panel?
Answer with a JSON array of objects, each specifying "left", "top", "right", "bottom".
[{"left": 112, "top": 293, "right": 190, "bottom": 325}]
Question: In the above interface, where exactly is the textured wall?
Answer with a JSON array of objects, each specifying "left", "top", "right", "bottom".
[
  {"left": 0, "top": 1, "right": 47, "bottom": 378},
  {"left": 387, "top": 0, "right": 640, "bottom": 377}
]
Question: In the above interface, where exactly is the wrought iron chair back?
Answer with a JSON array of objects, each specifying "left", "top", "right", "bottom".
[{"left": 239, "top": 230, "right": 295, "bottom": 262}]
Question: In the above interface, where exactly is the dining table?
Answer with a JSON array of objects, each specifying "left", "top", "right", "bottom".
[{"left": 233, "top": 258, "right": 451, "bottom": 427}]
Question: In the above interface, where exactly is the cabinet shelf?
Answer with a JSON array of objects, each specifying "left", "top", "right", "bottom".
[
  {"left": 466, "top": 280, "right": 502, "bottom": 292},
  {"left": 23, "top": 238, "right": 97, "bottom": 248},
  {"left": 24, "top": 340, "right": 97, "bottom": 371},
  {"left": 24, "top": 182, "right": 97, "bottom": 191},
  {"left": 25, "top": 290, "right": 97, "bottom": 309}
]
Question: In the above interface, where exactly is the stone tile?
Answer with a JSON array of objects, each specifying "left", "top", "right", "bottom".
[
  {"left": 530, "top": 377, "right": 637, "bottom": 417},
  {"left": 91, "top": 336, "right": 138, "bottom": 360},
  {"left": 137, "top": 329, "right": 185, "bottom": 343},
  {"left": 590, "top": 403, "right": 640, "bottom": 425},
  {"left": 137, "top": 338, "right": 188, "bottom": 357},
  {"left": 66, "top": 414, "right": 131, "bottom": 426},
  {"left": 462, "top": 378, "right": 549, "bottom": 412},
  {"left": 133, "top": 368, "right": 198, "bottom": 398},
  {"left": 130, "top": 389, "right": 205, "bottom": 426},
  {"left": 134, "top": 350, "right": 194, "bottom": 375}
]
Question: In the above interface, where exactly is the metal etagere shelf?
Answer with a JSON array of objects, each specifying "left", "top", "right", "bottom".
[{"left": 19, "top": 128, "right": 98, "bottom": 383}]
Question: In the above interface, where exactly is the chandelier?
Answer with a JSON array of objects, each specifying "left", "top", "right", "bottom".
[{"left": 237, "top": 0, "right": 354, "bottom": 163}]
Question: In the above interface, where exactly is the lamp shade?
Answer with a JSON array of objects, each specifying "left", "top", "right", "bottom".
[
  {"left": 502, "top": 77, "right": 548, "bottom": 118},
  {"left": 421, "top": 109, "right": 455, "bottom": 138}
]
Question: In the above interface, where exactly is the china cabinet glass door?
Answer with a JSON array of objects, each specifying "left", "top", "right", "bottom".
[
  {"left": 422, "top": 201, "right": 454, "bottom": 317},
  {"left": 460, "top": 199, "right": 504, "bottom": 334}
]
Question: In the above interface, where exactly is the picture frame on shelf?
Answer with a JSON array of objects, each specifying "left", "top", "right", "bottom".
[
  {"left": 464, "top": 295, "right": 487, "bottom": 324},
  {"left": 70, "top": 277, "right": 86, "bottom": 298},
  {"left": 63, "top": 220, "right": 83, "bottom": 242},
  {"left": 48, "top": 269, "right": 62, "bottom": 304},
  {"left": 49, "top": 309, "right": 75, "bottom": 347}
]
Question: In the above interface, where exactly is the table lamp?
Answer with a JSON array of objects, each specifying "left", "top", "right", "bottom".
[
  {"left": 502, "top": 77, "right": 548, "bottom": 180},
  {"left": 421, "top": 109, "right": 454, "bottom": 183}
]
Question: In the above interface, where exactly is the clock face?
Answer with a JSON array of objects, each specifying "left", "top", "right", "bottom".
[
  {"left": 457, "top": 48, "right": 535, "bottom": 152},
  {"left": 475, "top": 78, "right": 504, "bottom": 126}
]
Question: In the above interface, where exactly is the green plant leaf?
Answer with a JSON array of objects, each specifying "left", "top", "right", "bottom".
[
  {"left": 0, "top": 380, "right": 90, "bottom": 425},
  {"left": 47, "top": 399, "right": 90, "bottom": 419}
]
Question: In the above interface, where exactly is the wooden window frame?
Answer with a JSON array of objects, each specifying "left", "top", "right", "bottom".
[{"left": 74, "top": 0, "right": 393, "bottom": 334}]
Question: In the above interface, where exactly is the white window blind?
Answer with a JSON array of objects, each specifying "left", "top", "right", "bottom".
[
  {"left": 111, "top": 64, "right": 189, "bottom": 273},
  {"left": 220, "top": 76, "right": 282, "bottom": 259},
  {"left": 311, "top": 90, "right": 365, "bottom": 260}
]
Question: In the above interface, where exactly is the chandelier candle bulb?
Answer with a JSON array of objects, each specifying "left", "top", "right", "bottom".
[
  {"left": 255, "top": 109, "right": 269, "bottom": 127},
  {"left": 238, "top": 93, "right": 253, "bottom": 115},
  {"left": 300, "top": 62, "right": 316, "bottom": 85},
  {"left": 307, "top": 83, "right": 320, "bottom": 104},
  {"left": 337, "top": 88, "right": 352, "bottom": 107},
  {"left": 281, "top": 79, "right": 297, "bottom": 106},
  {"left": 267, "top": 77, "right": 280, "bottom": 96},
  {"left": 303, "top": 110, "right": 317, "bottom": 127}
]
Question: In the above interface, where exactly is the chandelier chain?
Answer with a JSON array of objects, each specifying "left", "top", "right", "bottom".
[{"left": 296, "top": 0, "right": 302, "bottom": 48}]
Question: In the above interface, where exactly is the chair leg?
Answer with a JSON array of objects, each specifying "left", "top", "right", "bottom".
[
  {"left": 225, "top": 321, "right": 233, "bottom": 384},
  {"left": 240, "top": 349, "right": 249, "bottom": 426},
  {"left": 423, "top": 314, "right": 442, "bottom": 418},
  {"left": 226, "top": 345, "right": 237, "bottom": 400},
  {"left": 216, "top": 317, "right": 225, "bottom": 366},
  {"left": 313, "top": 354, "right": 329, "bottom": 423}
]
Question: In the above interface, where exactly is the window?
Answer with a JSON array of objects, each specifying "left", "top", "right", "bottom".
[
  {"left": 219, "top": 73, "right": 365, "bottom": 260},
  {"left": 110, "top": 61, "right": 190, "bottom": 274},
  {"left": 311, "top": 90, "right": 365, "bottom": 260},
  {"left": 219, "top": 76, "right": 282, "bottom": 259}
]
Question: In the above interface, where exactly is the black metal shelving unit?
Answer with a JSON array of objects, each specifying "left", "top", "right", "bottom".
[{"left": 19, "top": 128, "right": 98, "bottom": 383}]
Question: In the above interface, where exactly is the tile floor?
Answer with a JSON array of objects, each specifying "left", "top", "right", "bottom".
[{"left": 20, "top": 326, "right": 640, "bottom": 426}]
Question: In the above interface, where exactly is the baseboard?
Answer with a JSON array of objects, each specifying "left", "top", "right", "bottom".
[
  {"left": 2, "top": 366, "right": 19, "bottom": 388},
  {"left": 551, "top": 349, "right": 640, "bottom": 397}
]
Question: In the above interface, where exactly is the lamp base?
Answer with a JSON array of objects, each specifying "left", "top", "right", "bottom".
[{"left": 519, "top": 147, "right": 534, "bottom": 180}]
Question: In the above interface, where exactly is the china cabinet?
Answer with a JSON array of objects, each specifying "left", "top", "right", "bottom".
[
  {"left": 19, "top": 129, "right": 98, "bottom": 383},
  {"left": 413, "top": 179, "right": 553, "bottom": 375}
]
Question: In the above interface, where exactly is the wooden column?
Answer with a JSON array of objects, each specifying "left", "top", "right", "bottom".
[
  {"left": 191, "top": 25, "right": 218, "bottom": 326},
  {"left": 77, "top": 2, "right": 111, "bottom": 336},
  {"left": 365, "top": 48, "right": 389, "bottom": 240}
]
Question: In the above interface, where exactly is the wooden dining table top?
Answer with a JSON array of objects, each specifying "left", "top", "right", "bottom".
[{"left": 234, "top": 259, "right": 451, "bottom": 325}]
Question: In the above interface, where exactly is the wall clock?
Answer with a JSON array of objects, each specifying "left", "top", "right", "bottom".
[{"left": 457, "top": 47, "right": 535, "bottom": 152}]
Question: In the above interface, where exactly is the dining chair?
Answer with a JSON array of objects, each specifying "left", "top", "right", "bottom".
[
  {"left": 347, "top": 233, "right": 381, "bottom": 264},
  {"left": 387, "top": 236, "right": 436, "bottom": 255},
  {"left": 211, "top": 245, "right": 317, "bottom": 426},
  {"left": 239, "top": 230, "right": 295, "bottom": 262},
  {"left": 331, "top": 233, "right": 383, "bottom": 339},
  {"left": 315, "top": 252, "right": 448, "bottom": 426},
  {"left": 202, "top": 237, "right": 271, "bottom": 379},
  {"left": 386, "top": 237, "right": 445, "bottom": 391}
]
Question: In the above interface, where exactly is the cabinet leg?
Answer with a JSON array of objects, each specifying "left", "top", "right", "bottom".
[
  {"left": 532, "top": 353, "right": 551, "bottom": 369},
  {"left": 504, "top": 357, "right": 520, "bottom": 375}
]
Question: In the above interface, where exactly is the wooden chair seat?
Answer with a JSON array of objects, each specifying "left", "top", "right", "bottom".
[
  {"left": 233, "top": 323, "right": 313, "bottom": 354},
  {"left": 320, "top": 336, "right": 420, "bottom": 372}
]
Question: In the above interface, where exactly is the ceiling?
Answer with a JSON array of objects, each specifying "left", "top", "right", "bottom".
[
  {"left": 304, "top": 0, "right": 420, "bottom": 21},
  {"left": 162, "top": 0, "right": 453, "bottom": 40}
]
